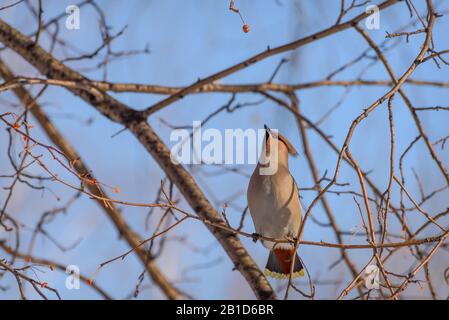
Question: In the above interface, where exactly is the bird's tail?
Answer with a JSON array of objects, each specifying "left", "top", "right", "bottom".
[{"left": 264, "top": 248, "right": 304, "bottom": 279}]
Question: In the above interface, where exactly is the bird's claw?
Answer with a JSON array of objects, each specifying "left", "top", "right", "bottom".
[{"left": 252, "top": 233, "right": 261, "bottom": 243}]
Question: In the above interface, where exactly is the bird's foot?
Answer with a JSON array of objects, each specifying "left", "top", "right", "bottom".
[{"left": 251, "top": 233, "right": 261, "bottom": 243}]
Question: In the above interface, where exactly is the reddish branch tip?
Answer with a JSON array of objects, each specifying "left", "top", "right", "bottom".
[
  {"left": 242, "top": 24, "right": 250, "bottom": 33},
  {"left": 86, "top": 178, "right": 97, "bottom": 185}
]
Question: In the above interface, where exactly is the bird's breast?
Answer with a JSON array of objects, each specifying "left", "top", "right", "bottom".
[{"left": 262, "top": 176, "right": 272, "bottom": 195}]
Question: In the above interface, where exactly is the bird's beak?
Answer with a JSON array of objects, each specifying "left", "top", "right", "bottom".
[
  {"left": 264, "top": 124, "right": 270, "bottom": 133},
  {"left": 264, "top": 124, "right": 274, "bottom": 136}
]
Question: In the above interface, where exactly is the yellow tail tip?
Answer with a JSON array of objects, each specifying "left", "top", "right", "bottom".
[{"left": 264, "top": 268, "right": 305, "bottom": 279}]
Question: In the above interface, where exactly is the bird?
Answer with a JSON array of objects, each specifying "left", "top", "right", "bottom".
[{"left": 247, "top": 125, "right": 304, "bottom": 279}]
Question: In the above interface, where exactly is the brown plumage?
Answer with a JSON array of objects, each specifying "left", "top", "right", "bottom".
[{"left": 247, "top": 125, "right": 304, "bottom": 279}]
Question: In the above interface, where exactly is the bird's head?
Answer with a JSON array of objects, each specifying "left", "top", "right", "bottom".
[{"left": 264, "top": 124, "right": 298, "bottom": 157}]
